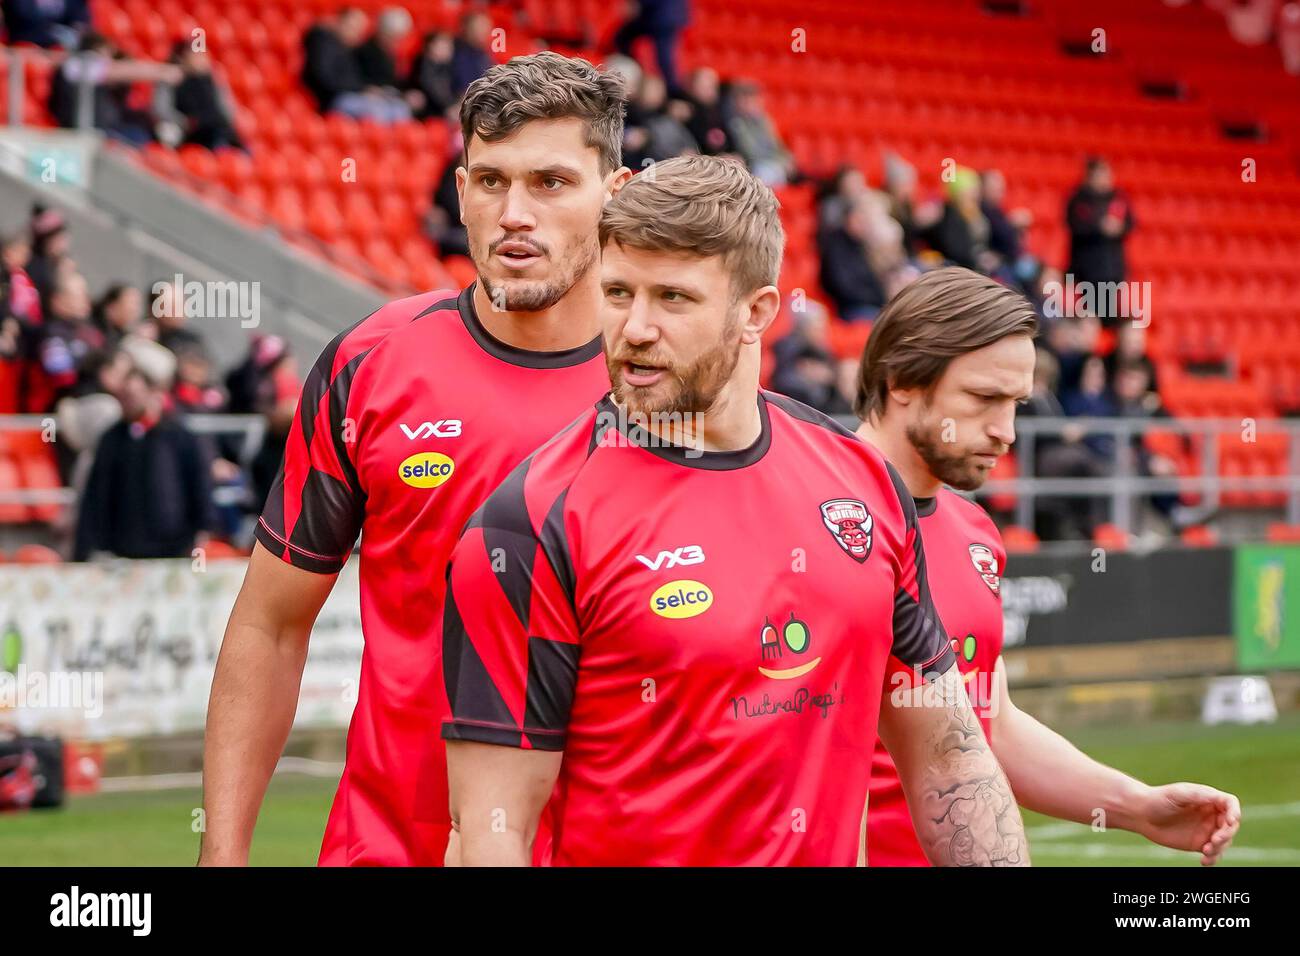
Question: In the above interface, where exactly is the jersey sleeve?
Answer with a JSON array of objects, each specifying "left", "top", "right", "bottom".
[
  {"left": 441, "top": 462, "right": 581, "bottom": 752},
  {"left": 253, "top": 330, "right": 366, "bottom": 574},
  {"left": 884, "top": 465, "right": 956, "bottom": 685}
]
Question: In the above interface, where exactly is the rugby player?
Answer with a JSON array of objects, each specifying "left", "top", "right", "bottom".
[
  {"left": 200, "top": 53, "right": 631, "bottom": 866},
  {"left": 856, "top": 266, "right": 1242, "bottom": 867},
  {"left": 440, "top": 157, "right": 1030, "bottom": 866}
]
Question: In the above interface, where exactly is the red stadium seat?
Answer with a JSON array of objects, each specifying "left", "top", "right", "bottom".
[{"left": 1001, "top": 525, "right": 1040, "bottom": 554}]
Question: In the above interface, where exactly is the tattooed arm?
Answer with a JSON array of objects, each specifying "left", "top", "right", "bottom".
[{"left": 878, "top": 663, "right": 1029, "bottom": 866}]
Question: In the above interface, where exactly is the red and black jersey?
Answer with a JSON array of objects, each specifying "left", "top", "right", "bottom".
[
  {"left": 441, "top": 392, "right": 955, "bottom": 866},
  {"left": 866, "top": 487, "right": 1006, "bottom": 866},
  {"left": 255, "top": 283, "right": 609, "bottom": 866}
]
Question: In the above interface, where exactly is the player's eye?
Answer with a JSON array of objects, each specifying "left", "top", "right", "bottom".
[
  {"left": 540, "top": 176, "right": 565, "bottom": 190},
  {"left": 479, "top": 174, "right": 502, "bottom": 188},
  {"left": 662, "top": 290, "right": 687, "bottom": 302},
  {"left": 605, "top": 286, "right": 630, "bottom": 299}
]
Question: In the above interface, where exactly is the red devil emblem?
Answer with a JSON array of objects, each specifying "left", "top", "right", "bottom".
[
  {"left": 969, "top": 543, "right": 1000, "bottom": 593},
  {"left": 820, "top": 498, "right": 873, "bottom": 563}
]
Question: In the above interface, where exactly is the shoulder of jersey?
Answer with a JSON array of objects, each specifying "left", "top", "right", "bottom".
[
  {"left": 323, "top": 288, "right": 462, "bottom": 370},
  {"left": 938, "top": 487, "right": 1005, "bottom": 550},
  {"left": 762, "top": 389, "right": 905, "bottom": 497}
]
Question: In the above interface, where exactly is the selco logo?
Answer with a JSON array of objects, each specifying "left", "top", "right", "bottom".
[
  {"left": 650, "top": 580, "right": 713, "bottom": 619},
  {"left": 399, "top": 452, "right": 455, "bottom": 488}
]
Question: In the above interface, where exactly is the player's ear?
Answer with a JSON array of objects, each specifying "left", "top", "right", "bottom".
[
  {"left": 605, "top": 166, "right": 634, "bottom": 199},
  {"left": 740, "top": 285, "right": 781, "bottom": 345},
  {"left": 455, "top": 166, "right": 468, "bottom": 225}
]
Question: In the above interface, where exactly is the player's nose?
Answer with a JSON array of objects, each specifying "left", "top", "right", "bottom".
[
  {"left": 497, "top": 183, "right": 537, "bottom": 232},
  {"left": 621, "top": 294, "right": 660, "bottom": 344},
  {"left": 988, "top": 403, "right": 1016, "bottom": 447}
]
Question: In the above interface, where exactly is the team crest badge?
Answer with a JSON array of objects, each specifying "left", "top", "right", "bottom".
[
  {"left": 969, "top": 543, "right": 1000, "bottom": 593},
  {"left": 820, "top": 498, "right": 873, "bottom": 563}
]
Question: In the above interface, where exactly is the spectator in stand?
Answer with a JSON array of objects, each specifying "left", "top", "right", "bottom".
[
  {"left": 171, "top": 344, "right": 227, "bottom": 414},
  {"left": 0, "top": 272, "right": 21, "bottom": 413},
  {"left": 27, "top": 205, "right": 71, "bottom": 309},
  {"left": 1066, "top": 157, "right": 1135, "bottom": 326},
  {"left": 613, "top": 0, "right": 690, "bottom": 96},
  {"left": 50, "top": 345, "right": 129, "bottom": 483},
  {"left": 32, "top": 270, "right": 102, "bottom": 412},
  {"left": 49, "top": 32, "right": 178, "bottom": 144},
  {"left": 624, "top": 73, "right": 698, "bottom": 167},
  {"left": 425, "top": 102, "right": 470, "bottom": 258},
  {"left": 1104, "top": 323, "right": 1158, "bottom": 396},
  {"left": 921, "top": 165, "right": 990, "bottom": 272},
  {"left": 1018, "top": 348, "right": 1109, "bottom": 540},
  {"left": 407, "top": 31, "right": 457, "bottom": 120},
  {"left": 356, "top": 7, "right": 426, "bottom": 117},
  {"left": 980, "top": 168, "right": 1034, "bottom": 277},
  {"left": 1114, "top": 360, "right": 1180, "bottom": 524},
  {"left": 165, "top": 41, "right": 245, "bottom": 151},
  {"left": 882, "top": 152, "right": 926, "bottom": 256},
  {"left": 225, "top": 334, "right": 300, "bottom": 509},
  {"left": 1, "top": 0, "right": 89, "bottom": 48},
  {"left": 1, "top": 230, "right": 41, "bottom": 324},
  {"left": 451, "top": 11, "right": 496, "bottom": 98},
  {"left": 727, "top": 80, "right": 797, "bottom": 186},
  {"left": 1042, "top": 309, "right": 1101, "bottom": 398},
  {"left": 1061, "top": 355, "right": 1118, "bottom": 465},
  {"left": 302, "top": 7, "right": 409, "bottom": 124},
  {"left": 683, "top": 66, "right": 732, "bottom": 155},
  {"left": 816, "top": 164, "right": 869, "bottom": 234},
  {"left": 147, "top": 278, "right": 203, "bottom": 357},
  {"left": 769, "top": 302, "right": 853, "bottom": 415},
  {"left": 818, "top": 198, "right": 887, "bottom": 322},
  {"left": 92, "top": 283, "right": 143, "bottom": 349},
  {"left": 73, "top": 339, "right": 216, "bottom": 561}
]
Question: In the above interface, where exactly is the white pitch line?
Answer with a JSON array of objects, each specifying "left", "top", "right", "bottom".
[
  {"left": 1027, "top": 799, "right": 1300, "bottom": 842},
  {"left": 96, "top": 756, "right": 343, "bottom": 793},
  {"left": 1029, "top": 842, "right": 1300, "bottom": 864}
]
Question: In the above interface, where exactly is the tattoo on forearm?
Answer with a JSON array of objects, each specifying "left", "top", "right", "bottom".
[{"left": 919, "top": 672, "right": 1029, "bottom": 867}]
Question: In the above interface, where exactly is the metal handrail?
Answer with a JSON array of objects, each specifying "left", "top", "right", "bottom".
[
  {"left": 979, "top": 415, "right": 1300, "bottom": 530},
  {"left": 0, "top": 413, "right": 267, "bottom": 508}
]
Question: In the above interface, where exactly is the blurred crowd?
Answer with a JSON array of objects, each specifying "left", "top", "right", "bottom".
[
  {"left": 2, "top": 0, "right": 1165, "bottom": 549},
  {"left": 1, "top": 204, "right": 301, "bottom": 561}
]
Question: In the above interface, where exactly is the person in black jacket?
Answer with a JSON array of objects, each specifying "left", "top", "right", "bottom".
[
  {"left": 302, "top": 8, "right": 409, "bottom": 123},
  {"left": 73, "top": 345, "right": 214, "bottom": 560},
  {"left": 169, "top": 42, "right": 244, "bottom": 151},
  {"left": 1066, "top": 157, "right": 1135, "bottom": 325},
  {"left": 407, "top": 31, "right": 456, "bottom": 120},
  {"left": 2, "top": 0, "right": 89, "bottom": 48},
  {"left": 817, "top": 201, "right": 886, "bottom": 322}
]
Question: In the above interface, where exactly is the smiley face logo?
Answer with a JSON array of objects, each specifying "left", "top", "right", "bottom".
[{"left": 758, "top": 612, "right": 821, "bottom": 680}]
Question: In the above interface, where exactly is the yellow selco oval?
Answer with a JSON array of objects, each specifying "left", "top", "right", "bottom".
[
  {"left": 650, "top": 580, "right": 713, "bottom": 619},
  {"left": 398, "top": 452, "right": 455, "bottom": 488}
]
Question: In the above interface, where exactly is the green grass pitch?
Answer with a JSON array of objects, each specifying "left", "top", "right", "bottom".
[{"left": 2, "top": 714, "right": 1297, "bottom": 866}]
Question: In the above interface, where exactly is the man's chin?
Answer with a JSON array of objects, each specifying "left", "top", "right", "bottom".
[{"left": 480, "top": 274, "right": 565, "bottom": 312}]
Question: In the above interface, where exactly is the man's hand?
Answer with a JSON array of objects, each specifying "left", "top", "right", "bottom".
[{"left": 1131, "top": 783, "right": 1241, "bottom": 866}]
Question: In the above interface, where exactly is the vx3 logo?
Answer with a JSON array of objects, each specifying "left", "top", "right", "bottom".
[
  {"left": 399, "top": 420, "right": 462, "bottom": 439},
  {"left": 635, "top": 545, "right": 706, "bottom": 571}
]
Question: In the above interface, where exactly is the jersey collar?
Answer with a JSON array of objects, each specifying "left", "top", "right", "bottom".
[
  {"left": 595, "top": 392, "right": 772, "bottom": 471},
  {"left": 457, "top": 283, "right": 603, "bottom": 369},
  {"left": 913, "top": 494, "right": 939, "bottom": 517}
]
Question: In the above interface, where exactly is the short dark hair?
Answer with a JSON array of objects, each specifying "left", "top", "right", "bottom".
[
  {"left": 854, "top": 267, "right": 1039, "bottom": 421},
  {"left": 459, "top": 52, "right": 626, "bottom": 175}
]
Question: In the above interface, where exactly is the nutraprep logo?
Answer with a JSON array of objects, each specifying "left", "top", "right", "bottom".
[{"left": 399, "top": 452, "right": 455, "bottom": 488}]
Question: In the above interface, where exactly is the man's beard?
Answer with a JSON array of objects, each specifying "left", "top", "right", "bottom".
[
  {"left": 905, "top": 414, "right": 1001, "bottom": 492},
  {"left": 475, "top": 232, "right": 598, "bottom": 313},
  {"left": 608, "top": 318, "right": 741, "bottom": 419}
]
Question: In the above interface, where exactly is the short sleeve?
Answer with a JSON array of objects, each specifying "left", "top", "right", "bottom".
[
  {"left": 883, "top": 465, "right": 956, "bottom": 686},
  {"left": 441, "top": 462, "right": 580, "bottom": 752},
  {"left": 254, "top": 332, "right": 365, "bottom": 574}
]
